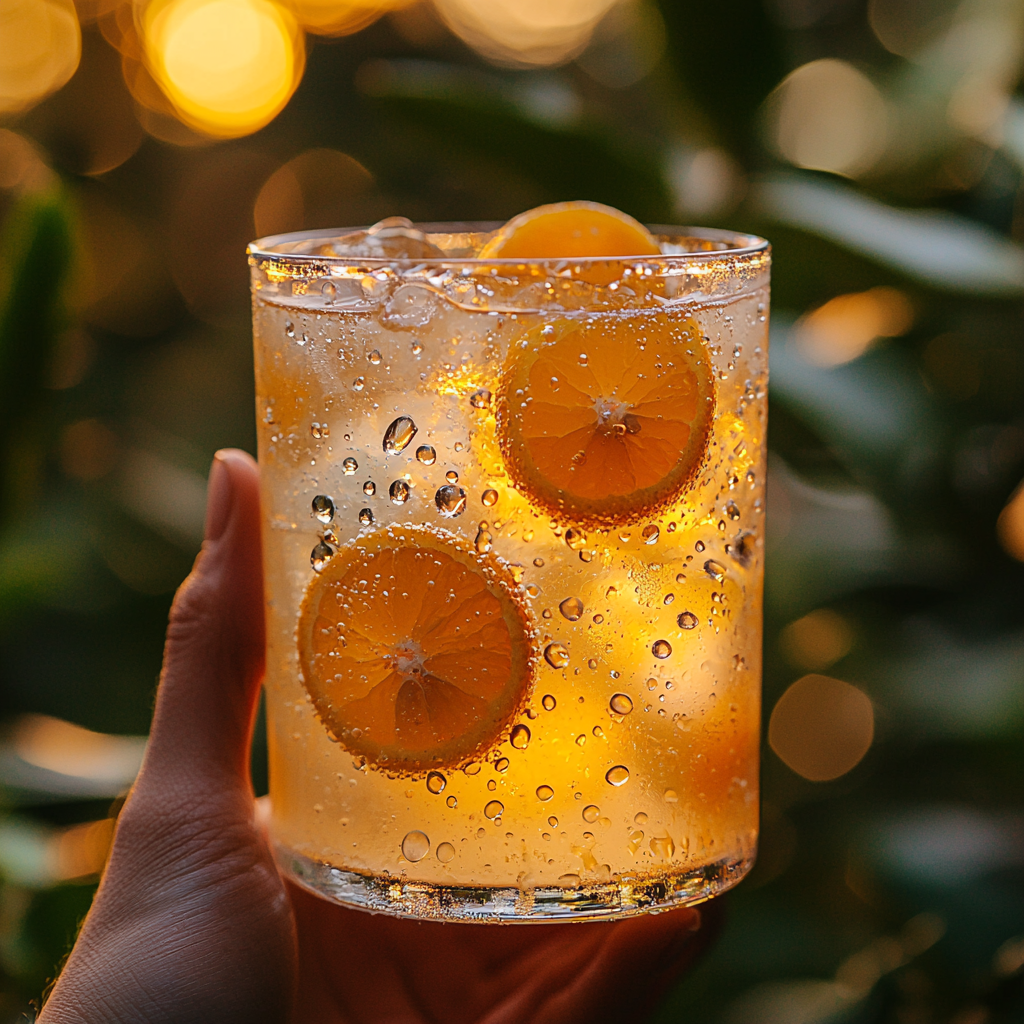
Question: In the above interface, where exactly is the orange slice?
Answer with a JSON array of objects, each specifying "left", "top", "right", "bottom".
[
  {"left": 297, "top": 526, "right": 534, "bottom": 773},
  {"left": 479, "top": 201, "right": 661, "bottom": 259},
  {"left": 496, "top": 314, "right": 715, "bottom": 527}
]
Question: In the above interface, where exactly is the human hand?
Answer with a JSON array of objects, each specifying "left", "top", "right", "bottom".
[{"left": 39, "top": 450, "right": 720, "bottom": 1024}]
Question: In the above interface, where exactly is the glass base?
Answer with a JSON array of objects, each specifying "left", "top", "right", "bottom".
[{"left": 276, "top": 843, "right": 756, "bottom": 923}]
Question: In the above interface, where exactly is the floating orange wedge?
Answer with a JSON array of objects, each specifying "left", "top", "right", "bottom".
[
  {"left": 497, "top": 315, "right": 715, "bottom": 527},
  {"left": 479, "top": 201, "right": 661, "bottom": 259},
  {"left": 298, "top": 527, "right": 533, "bottom": 772}
]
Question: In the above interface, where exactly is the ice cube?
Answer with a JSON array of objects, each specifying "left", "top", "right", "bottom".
[{"left": 322, "top": 217, "right": 445, "bottom": 259}]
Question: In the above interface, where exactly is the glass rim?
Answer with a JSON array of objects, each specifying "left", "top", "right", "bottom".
[{"left": 247, "top": 222, "right": 770, "bottom": 269}]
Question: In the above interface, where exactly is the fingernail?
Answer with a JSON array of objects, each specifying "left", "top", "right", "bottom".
[{"left": 204, "top": 452, "right": 233, "bottom": 542}]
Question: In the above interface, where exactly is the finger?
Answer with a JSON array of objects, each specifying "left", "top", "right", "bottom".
[{"left": 134, "top": 449, "right": 265, "bottom": 803}]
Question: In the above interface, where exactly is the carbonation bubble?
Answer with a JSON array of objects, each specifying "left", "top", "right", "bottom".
[
  {"left": 353, "top": 377, "right": 365, "bottom": 391},
  {"left": 482, "top": 489, "right": 498, "bottom": 507},
  {"left": 310, "top": 541, "right": 333, "bottom": 572},
  {"left": 470, "top": 389, "right": 492, "bottom": 409},
  {"left": 426, "top": 771, "right": 446, "bottom": 794},
  {"left": 475, "top": 526, "right": 492, "bottom": 553},
  {"left": 609, "top": 693, "right": 633, "bottom": 715},
  {"left": 606, "top": 765, "right": 630, "bottom": 786},
  {"left": 401, "top": 831, "right": 430, "bottom": 862},
  {"left": 343, "top": 457, "right": 358, "bottom": 475},
  {"left": 389, "top": 480, "right": 410, "bottom": 504},
  {"left": 415, "top": 445, "right": 436, "bottom": 465},
  {"left": 445, "top": 470, "right": 459, "bottom": 484},
  {"left": 642, "top": 524, "right": 660, "bottom": 544},
  {"left": 435, "top": 485, "right": 467, "bottom": 517},
  {"left": 510, "top": 724, "right": 531, "bottom": 749},
  {"left": 436, "top": 842, "right": 455, "bottom": 863},
  {"left": 311, "top": 494, "right": 335, "bottom": 524},
  {"left": 383, "top": 416, "right": 418, "bottom": 455},
  {"left": 582, "top": 805, "right": 600, "bottom": 823},
  {"left": 704, "top": 559, "right": 726, "bottom": 582},
  {"left": 677, "top": 611, "right": 699, "bottom": 630},
  {"left": 446, "top": 796, "right": 458, "bottom": 808},
  {"left": 310, "top": 422, "right": 329, "bottom": 440},
  {"left": 368, "top": 349, "right": 382, "bottom": 364},
  {"left": 544, "top": 643, "right": 570, "bottom": 669},
  {"left": 536, "top": 785, "right": 554, "bottom": 801},
  {"left": 484, "top": 800, "right": 504, "bottom": 820},
  {"left": 358, "top": 508, "right": 374, "bottom": 525},
  {"left": 542, "top": 694, "right": 556, "bottom": 711},
  {"left": 652, "top": 640, "right": 672, "bottom": 659},
  {"left": 363, "top": 480, "right": 376, "bottom": 496}
]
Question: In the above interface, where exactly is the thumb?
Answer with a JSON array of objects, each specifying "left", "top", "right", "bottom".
[{"left": 133, "top": 449, "right": 264, "bottom": 804}]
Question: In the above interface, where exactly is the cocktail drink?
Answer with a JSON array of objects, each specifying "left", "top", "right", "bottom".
[{"left": 249, "top": 204, "right": 770, "bottom": 922}]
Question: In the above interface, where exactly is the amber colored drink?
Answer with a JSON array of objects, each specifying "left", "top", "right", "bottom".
[{"left": 249, "top": 220, "right": 770, "bottom": 921}]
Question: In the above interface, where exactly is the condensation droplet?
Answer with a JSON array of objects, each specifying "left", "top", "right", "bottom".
[
  {"left": 482, "top": 489, "right": 498, "bottom": 507},
  {"left": 652, "top": 639, "right": 672, "bottom": 659},
  {"left": 677, "top": 611, "right": 698, "bottom": 630},
  {"left": 426, "top": 771, "right": 446, "bottom": 794},
  {"left": 576, "top": 733, "right": 586, "bottom": 746},
  {"left": 664, "top": 593, "right": 675, "bottom": 605},
  {"left": 536, "top": 785, "right": 554, "bottom": 801},
  {"left": 389, "top": 480, "right": 410, "bottom": 504},
  {"left": 285, "top": 320, "right": 295, "bottom": 337},
  {"left": 695, "top": 540, "right": 705, "bottom": 552},
  {"left": 435, "top": 842, "right": 455, "bottom": 863},
  {"left": 642, "top": 524, "right": 660, "bottom": 544},
  {"left": 495, "top": 757, "right": 509, "bottom": 772},
  {"left": 541, "top": 694, "right": 556, "bottom": 711},
  {"left": 582, "top": 805, "right": 600, "bottom": 823},
  {"left": 358, "top": 508, "right": 374, "bottom": 525},
  {"left": 310, "top": 422, "right": 329, "bottom": 440},
  {"left": 650, "top": 833, "right": 675, "bottom": 858},
  {"left": 368, "top": 349, "right": 382, "bottom": 365},
  {"left": 564, "top": 527, "right": 586, "bottom": 550},
  {"left": 558, "top": 596, "right": 584, "bottom": 621},
  {"left": 510, "top": 724, "right": 531, "bottom": 749},
  {"left": 704, "top": 559, "right": 726, "bottom": 582},
  {"left": 470, "top": 389, "right": 492, "bottom": 409},
  {"left": 435, "top": 485, "right": 467, "bottom": 517},
  {"left": 445, "top": 470, "right": 459, "bottom": 484},
  {"left": 544, "top": 643, "right": 570, "bottom": 669},
  {"left": 606, "top": 765, "right": 630, "bottom": 786},
  {"left": 353, "top": 377, "right": 365, "bottom": 391},
  {"left": 446, "top": 795, "right": 458, "bottom": 808},
  {"left": 475, "top": 526, "right": 492, "bottom": 553},
  {"left": 484, "top": 800, "right": 504, "bottom": 820},
  {"left": 415, "top": 445, "right": 436, "bottom": 465},
  {"left": 726, "top": 500, "right": 740, "bottom": 521},
  {"left": 363, "top": 480, "right": 376, "bottom": 496},
  {"left": 383, "top": 416, "right": 418, "bottom": 455},
  {"left": 609, "top": 693, "right": 633, "bottom": 715},
  {"left": 311, "top": 540, "right": 333, "bottom": 572},
  {"left": 342, "top": 457, "right": 358, "bottom": 475},
  {"left": 401, "top": 830, "right": 430, "bottom": 862},
  {"left": 312, "top": 494, "right": 335, "bottom": 524},
  {"left": 664, "top": 788, "right": 679, "bottom": 802},
  {"left": 634, "top": 811, "right": 648, "bottom": 825}
]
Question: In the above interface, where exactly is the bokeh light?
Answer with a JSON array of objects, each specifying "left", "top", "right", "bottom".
[
  {"left": 0, "top": 0, "right": 81, "bottom": 115},
  {"left": 140, "top": 0, "right": 304, "bottom": 138},
  {"left": 292, "top": 0, "right": 410, "bottom": 37},
  {"left": 765, "top": 58, "right": 889, "bottom": 178},
  {"left": 997, "top": 482, "right": 1024, "bottom": 561},
  {"left": 780, "top": 609, "right": 855, "bottom": 672},
  {"left": 793, "top": 286, "right": 914, "bottom": 366},
  {"left": 769, "top": 674, "right": 875, "bottom": 782},
  {"left": 432, "top": 0, "right": 620, "bottom": 67}
]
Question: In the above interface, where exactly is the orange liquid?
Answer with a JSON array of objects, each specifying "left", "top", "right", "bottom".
[{"left": 252, "top": 231, "right": 768, "bottom": 920}]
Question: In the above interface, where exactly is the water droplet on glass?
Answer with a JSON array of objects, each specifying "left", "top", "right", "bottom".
[
  {"left": 558, "top": 873, "right": 581, "bottom": 888},
  {"left": 609, "top": 693, "right": 633, "bottom": 715},
  {"left": 445, "top": 470, "right": 459, "bottom": 484},
  {"left": 533, "top": 557, "right": 544, "bottom": 568},
  {"left": 412, "top": 341, "right": 424, "bottom": 355},
  {"left": 362, "top": 480, "right": 376, "bottom": 496},
  {"left": 401, "top": 830, "right": 430, "bottom": 862},
  {"left": 652, "top": 639, "right": 672, "bottom": 659},
  {"left": 558, "top": 597, "right": 584, "bottom": 621},
  {"left": 510, "top": 724, "right": 531, "bottom": 749},
  {"left": 634, "top": 811, "right": 648, "bottom": 825},
  {"left": 650, "top": 833, "right": 675, "bottom": 858},
  {"left": 389, "top": 480, "right": 410, "bottom": 504},
  {"left": 481, "top": 488, "right": 498, "bottom": 507},
  {"left": 436, "top": 841, "right": 455, "bottom": 863},
  {"left": 358, "top": 508, "right": 374, "bottom": 525},
  {"left": 495, "top": 757, "right": 509, "bottom": 772},
  {"left": 536, "top": 785, "right": 554, "bottom": 802},
  {"left": 576, "top": 733, "right": 587, "bottom": 746},
  {"left": 541, "top": 694, "right": 556, "bottom": 711},
  {"left": 353, "top": 377, "right": 365, "bottom": 391},
  {"left": 415, "top": 445, "right": 436, "bottom": 465},
  {"left": 311, "top": 540, "right": 333, "bottom": 572},
  {"left": 383, "top": 416, "right": 418, "bottom": 455},
  {"left": 470, "top": 389, "right": 491, "bottom": 409},
  {"left": 695, "top": 540, "right": 705, "bottom": 552},
  {"left": 474, "top": 526, "right": 492, "bottom": 553},
  {"left": 664, "top": 593, "right": 675, "bottom": 605},
  {"left": 544, "top": 643, "right": 570, "bottom": 669},
  {"left": 704, "top": 559, "right": 726, "bottom": 582},
  {"left": 446, "top": 795, "right": 458, "bottom": 808},
  {"left": 484, "top": 800, "right": 504, "bottom": 820},
  {"left": 642, "top": 524, "right": 659, "bottom": 544},
  {"left": 285, "top": 320, "right": 295, "bottom": 337},
  {"left": 582, "top": 805, "right": 600, "bottom": 823},
  {"left": 435, "top": 485, "right": 467, "bottom": 517},
  {"left": 463, "top": 763, "right": 481, "bottom": 776},
  {"left": 368, "top": 349, "right": 382, "bottom": 365},
  {"left": 312, "top": 494, "right": 335, "bottom": 524},
  {"left": 726, "top": 500, "right": 740, "bottom": 521},
  {"left": 664, "top": 789, "right": 679, "bottom": 802},
  {"left": 426, "top": 771, "right": 446, "bottom": 794},
  {"left": 677, "top": 610, "right": 698, "bottom": 630},
  {"left": 564, "top": 527, "right": 586, "bottom": 550},
  {"left": 606, "top": 765, "right": 630, "bottom": 786},
  {"left": 343, "top": 457, "right": 358, "bottom": 475},
  {"left": 310, "top": 422, "right": 329, "bottom": 440}
]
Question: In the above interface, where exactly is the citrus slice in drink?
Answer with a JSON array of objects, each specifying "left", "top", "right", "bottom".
[
  {"left": 479, "top": 201, "right": 661, "bottom": 259},
  {"left": 297, "top": 526, "right": 534, "bottom": 773},
  {"left": 496, "top": 314, "right": 715, "bottom": 526}
]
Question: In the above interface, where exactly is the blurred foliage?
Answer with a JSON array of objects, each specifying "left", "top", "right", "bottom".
[{"left": 1, "top": 0, "right": 1023, "bottom": 1020}]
